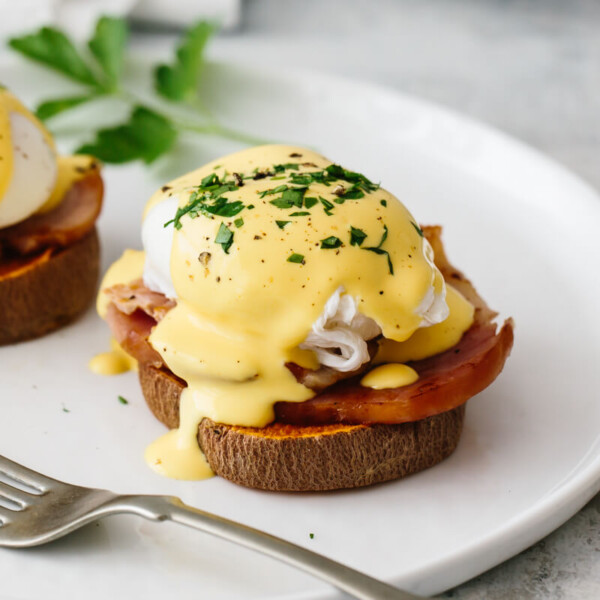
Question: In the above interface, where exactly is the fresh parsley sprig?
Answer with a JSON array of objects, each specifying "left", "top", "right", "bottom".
[{"left": 8, "top": 17, "right": 269, "bottom": 164}]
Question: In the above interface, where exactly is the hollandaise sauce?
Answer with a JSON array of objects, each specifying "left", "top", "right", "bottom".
[
  {"left": 100, "top": 145, "right": 474, "bottom": 481},
  {"left": 360, "top": 364, "right": 419, "bottom": 389}
]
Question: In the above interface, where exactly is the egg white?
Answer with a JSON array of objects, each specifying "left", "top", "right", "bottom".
[{"left": 0, "top": 112, "right": 57, "bottom": 228}]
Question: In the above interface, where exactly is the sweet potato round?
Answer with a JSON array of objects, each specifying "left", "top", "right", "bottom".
[
  {"left": 139, "top": 363, "right": 465, "bottom": 492},
  {"left": 0, "top": 228, "right": 99, "bottom": 345}
]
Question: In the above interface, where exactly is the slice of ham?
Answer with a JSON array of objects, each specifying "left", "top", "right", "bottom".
[
  {"left": 274, "top": 226, "right": 514, "bottom": 425},
  {"left": 104, "top": 278, "right": 175, "bottom": 322},
  {"left": 105, "top": 303, "right": 165, "bottom": 367},
  {"left": 102, "top": 225, "right": 514, "bottom": 426},
  {"left": 0, "top": 167, "right": 103, "bottom": 256}
]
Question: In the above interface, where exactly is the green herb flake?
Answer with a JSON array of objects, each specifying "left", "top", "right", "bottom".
[
  {"left": 411, "top": 221, "right": 424, "bottom": 237},
  {"left": 289, "top": 211, "right": 310, "bottom": 216},
  {"left": 320, "top": 236, "right": 343, "bottom": 249},
  {"left": 270, "top": 198, "right": 293, "bottom": 209},
  {"left": 215, "top": 222, "right": 234, "bottom": 254},
  {"left": 319, "top": 196, "right": 334, "bottom": 215},
  {"left": 309, "top": 533, "right": 315, "bottom": 539},
  {"left": 349, "top": 226, "right": 367, "bottom": 246},
  {"left": 276, "top": 220, "right": 291, "bottom": 229},
  {"left": 380, "top": 199, "right": 387, "bottom": 207},
  {"left": 287, "top": 253, "right": 305, "bottom": 264},
  {"left": 363, "top": 225, "right": 393, "bottom": 274},
  {"left": 304, "top": 197, "right": 318, "bottom": 209},
  {"left": 118, "top": 395, "right": 129, "bottom": 405},
  {"left": 281, "top": 186, "right": 307, "bottom": 208},
  {"left": 234, "top": 218, "right": 244, "bottom": 228}
]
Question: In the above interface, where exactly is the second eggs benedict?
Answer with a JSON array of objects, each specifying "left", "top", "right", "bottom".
[
  {"left": 98, "top": 145, "right": 513, "bottom": 491},
  {"left": 0, "top": 88, "right": 103, "bottom": 344}
]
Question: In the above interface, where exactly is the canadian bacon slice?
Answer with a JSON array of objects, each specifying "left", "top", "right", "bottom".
[
  {"left": 273, "top": 226, "right": 514, "bottom": 425},
  {"left": 0, "top": 167, "right": 103, "bottom": 256}
]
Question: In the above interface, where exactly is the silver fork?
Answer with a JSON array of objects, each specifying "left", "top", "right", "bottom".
[{"left": 0, "top": 454, "right": 422, "bottom": 600}]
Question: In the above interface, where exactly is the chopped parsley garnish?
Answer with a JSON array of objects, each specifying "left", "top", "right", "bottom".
[
  {"left": 164, "top": 174, "right": 245, "bottom": 230},
  {"left": 411, "top": 221, "right": 424, "bottom": 237},
  {"left": 363, "top": 225, "right": 393, "bottom": 274},
  {"left": 118, "top": 395, "right": 129, "bottom": 405},
  {"left": 349, "top": 226, "right": 367, "bottom": 246},
  {"left": 380, "top": 199, "right": 387, "bottom": 207},
  {"left": 273, "top": 162, "right": 301, "bottom": 172},
  {"left": 281, "top": 187, "right": 307, "bottom": 207},
  {"left": 319, "top": 196, "right": 334, "bottom": 215},
  {"left": 287, "top": 252, "right": 305, "bottom": 264},
  {"left": 270, "top": 197, "right": 294, "bottom": 209},
  {"left": 159, "top": 160, "right": 388, "bottom": 267},
  {"left": 309, "top": 533, "right": 315, "bottom": 539},
  {"left": 215, "top": 222, "right": 234, "bottom": 253},
  {"left": 320, "top": 236, "right": 343, "bottom": 249}
]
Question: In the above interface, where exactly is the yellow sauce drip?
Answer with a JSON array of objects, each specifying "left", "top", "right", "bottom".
[
  {"left": 376, "top": 285, "right": 475, "bottom": 363},
  {"left": 145, "top": 145, "right": 446, "bottom": 479},
  {"left": 89, "top": 339, "right": 137, "bottom": 375},
  {"left": 38, "top": 155, "right": 99, "bottom": 214},
  {"left": 360, "top": 363, "right": 419, "bottom": 389}
]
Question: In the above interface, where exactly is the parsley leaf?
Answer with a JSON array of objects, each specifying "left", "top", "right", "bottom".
[
  {"left": 215, "top": 222, "right": 234, "bottom": 253},
  {"left": 77, "top": 106, "right": 177, "bottom": 164},
  {"left": 363, "top": 225, "right": 393, "bottom": 274},
  {"left": 349, "top": 226, "right": 367, "bottom": 246},
  {"left": 289, "top": 211, "right": 310, "bottom": 216},
  {"left": 234, "top": 218, "right": 244, "bottom": 228},
  {"left": 118, "top": 395, "right": 129, "bottom": 405},
  {"left": 304, "top": 197, "right": 318, "bottom": 209},
  {"left": 287, "top": 253, "right": 305, "bottom": 264},
  {"left": 36, "top": 95, "right": 97, "bottom": 121},
  {"left": 411, "top": 222, "right": 424, "bottom": 237},
  {"left": 276, "top": 220, "right": 290, "bottom": 229},
  {"left": 155, "top": 21, "right": 215, "bottom": 101},
  {"left": 320, "top": 236, "right": 343, "bottom": 249},
  {"left": 9, "top": 27, "right": 101, "bottom": 87},
  {"left": 281, "top": 187, "right": 307, "bottom": 208},
  {"left": 319, "top": 196, "right": 334, "bottom": 215},
  {"left": 88, "top": 17, "right": 128, "bottom": 90}
]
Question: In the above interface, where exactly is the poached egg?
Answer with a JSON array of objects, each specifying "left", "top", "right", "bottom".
[
  {"left": 102, "top": 145, "right": 474, "bottom": 480},
  {"left": 0, "top": 89, "right": 58, "bottom": 228}
]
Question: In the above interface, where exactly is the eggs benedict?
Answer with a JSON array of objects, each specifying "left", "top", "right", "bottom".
[
  {"left": 0, "top": 88, "right": 103, "bottom": 344},
  {"left": 98, "top": 145, "right": 513, "bottom": 491}
]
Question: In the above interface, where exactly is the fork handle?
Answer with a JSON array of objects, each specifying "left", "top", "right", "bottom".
[{"left": 126, "top": 495, "right": 422, "bottom": 600}]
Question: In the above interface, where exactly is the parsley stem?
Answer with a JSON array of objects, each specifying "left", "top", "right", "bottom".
[
  {"left": 177, "top": 121, "right": 273, "bottom": 146},
  {"left": 116, "top": 89, "right": 272, "bottom": 147}
]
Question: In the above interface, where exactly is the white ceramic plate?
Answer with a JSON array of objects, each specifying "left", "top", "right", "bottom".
[{"left": 1, "top": 57, "right": 599, "bottom": 600}]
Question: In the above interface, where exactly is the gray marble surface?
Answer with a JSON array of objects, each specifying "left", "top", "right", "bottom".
[{"left": 209, "top": 1, "right": 600, "bottom": 598}]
